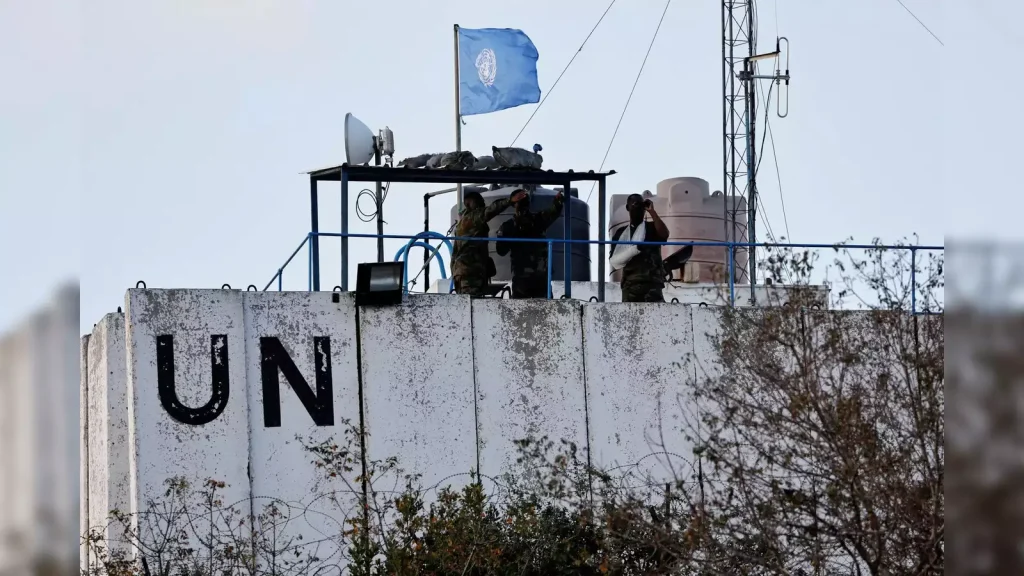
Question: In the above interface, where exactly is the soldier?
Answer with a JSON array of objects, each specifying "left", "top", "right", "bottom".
[
  {"left": 451, "top": 189, "right": 528, "bottom": 296},
  {"left": 609, "top": 193, "right": 670, "bottom": 302},
  {"left": 495, "top": 189, "right": 564, "bottom": 299}
]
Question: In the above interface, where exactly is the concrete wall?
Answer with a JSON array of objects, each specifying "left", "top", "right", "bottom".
[
  {"left": 361, "top": 295, "right": 478, "bottom": 493},
  {"left": 428, "top": 279, "right": 830, "bottom": 308},
  {"left": 80, "top": 335, "right": 90, "bottom": 572},
  {"left": 86, "top": 313, "right": 130, "bottom": 549},
  {"left": 0, "top": 284, "right": 81, "bottom": 576},
  {"left": 472, "top": 298, "right": 588, "bottom": 487},
  {"left": 243, "top": 291, "right": 361, "bottom": 566},
  {"left": 124, "top": 290, "right": 252, "bottom": 543},
  {"left": 83, "top": 289, "right": 940, "bottom": 569}
]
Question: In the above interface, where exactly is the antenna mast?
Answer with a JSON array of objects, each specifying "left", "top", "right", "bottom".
[
  {"left": 722, "top": 0, "right": 789, "bottom": 305},
  {"left": 722, "top": 0, "right": 755, "bottom": 293}
]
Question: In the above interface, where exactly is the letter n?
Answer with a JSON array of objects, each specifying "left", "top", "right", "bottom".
[
  {"left": 260, "top": 337, "right": 334, "bottom": 427},
  {"left": 156, "top": 335, "right": 230, "bottom": 425}
]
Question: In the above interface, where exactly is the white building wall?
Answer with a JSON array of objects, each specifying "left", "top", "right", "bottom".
[
  {"left": 79, "top": 335, "right": 90, "bottom": 572},
  {"left": 82, "top": 289, "right": 940, "bottom": 567},
  {"left": 86, "top": 313, "right": 130, "bottom": 551},
  {"left": 243, "top": 290, "right": 362, "bottom": 568},
  {"left": 472, "top": 299, "right": 589, "bottom": 487},
  {"left": 124, "top": 289, "right": 252, "bottom": 543},
  {"left": 359, "top": 295, "right": 478, "bottom": 494}
]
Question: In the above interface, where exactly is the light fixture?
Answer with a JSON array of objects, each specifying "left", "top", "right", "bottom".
[
  {"left": 355, "top": 262, "right": 405, "bottom": 306},
  {"left": 344, "top": 112, "right": 395, "bottom": 165}
]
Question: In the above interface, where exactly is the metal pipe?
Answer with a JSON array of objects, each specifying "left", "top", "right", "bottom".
[
  {"left": 563, "top": 181, "right": 572, "bottom": 299},
  {"left": 597, "top": 176, "right": 607, "bottom": 302},
  {"left": 375, "top": 148, "right": 384, "bottom": 262},
  {"left": 728, "top": 244, "right": 735, "bottom": 307},
  {"left": 425, "top": 184, "right": 487, "bottom": 198},
  {"left": 721, "top": 0, "right": 729, "bottom": 258},
  {"left": 310, "top": 176, "right": 320, "bottom": 291},
  {"left": 341, "top": 169, "right": 350, "bottom": 291},
  {"left": 745, "top": 57, "right": 758, "bottom": 305},
  {"left": 423, "top": 193, "right": 430, "bottom": 288},
  {"left": 454, "top": 24, "right": 463, "bottom": 212},
  {"left": 547, "top": 240, "right": 553, "bottom": 299}
]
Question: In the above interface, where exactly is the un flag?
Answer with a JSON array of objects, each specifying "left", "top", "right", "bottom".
[{"left": 458, "top": 27, "right": 541, "bottom": 116}]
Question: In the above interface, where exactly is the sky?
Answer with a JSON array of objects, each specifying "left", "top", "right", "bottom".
[{"left": 0, "top": 0, "right": 1015, "bottom": 335}]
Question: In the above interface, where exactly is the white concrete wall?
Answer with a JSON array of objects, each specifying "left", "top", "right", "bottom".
[
  {"left": 360, "top": 295, "right": 478, "bottom": 494},
  {"left": 471, "top": 299, "right": 588, "bottom": 488},
  {"left": 583, "top": 303, "right": 700, "bottom": 485},
  {"left": 85, "top": 289, "right": 939, "bottom": 567},
  {"left": 80, "top": 334, "right": 90, "bottom": 571},
  {"left": 428, "top": 279, "right": 829, "bottom": 308},
  {"left": 124, "top": 289, "right": 252, "bottom": 542},
  {"left": 243, "top": 291, "right": 361, "bottom": 567},
  {"left": 86, "top": 313, "right": 130, "bottom": 549}
]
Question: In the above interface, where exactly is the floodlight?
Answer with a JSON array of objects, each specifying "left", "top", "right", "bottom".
[
  {"left": 355, "top": 262, "right": 405, "bottom": 306},
  {"left": 344, "top": 113, "right": 376, "bottom": 165}
]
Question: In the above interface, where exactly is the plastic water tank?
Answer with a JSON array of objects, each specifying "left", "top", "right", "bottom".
[
  {"left": 449, "top": 186, "right": 591, "bottom": 282},
  {"left": 608, "top": 177, "right": 749, "bottom": 284}
]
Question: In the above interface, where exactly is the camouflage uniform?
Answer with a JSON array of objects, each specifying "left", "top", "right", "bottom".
[
  {"left": 495, "top": 194, "right": 564, "bottom": 299},
  {"left": 451, "top": 197, "right": 513, "bottom": 296},
  {"left": 611, "top": 221, "right": 668, "bottom": 302}
]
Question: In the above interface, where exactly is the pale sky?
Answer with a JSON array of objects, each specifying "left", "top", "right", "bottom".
[{"left": 0, "top": 0, "right": 1014, "bottom": 334}]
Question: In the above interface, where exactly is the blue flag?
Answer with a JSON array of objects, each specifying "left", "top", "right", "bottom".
[{"left": 457, "top": 27, "right": 541, "bottom": 116}]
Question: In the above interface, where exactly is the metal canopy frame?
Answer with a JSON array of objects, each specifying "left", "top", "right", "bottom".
[{"left": 307, "top": 164, "right": 615, "bottom": 300}]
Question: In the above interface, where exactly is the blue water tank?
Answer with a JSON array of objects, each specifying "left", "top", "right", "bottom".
[{"left": 449, "top": 185, "right": 591, "bottom": 282}]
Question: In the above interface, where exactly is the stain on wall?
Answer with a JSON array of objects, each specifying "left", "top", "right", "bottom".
[{"left": 473, "top": 298, "right": 588, "bottom": 486}]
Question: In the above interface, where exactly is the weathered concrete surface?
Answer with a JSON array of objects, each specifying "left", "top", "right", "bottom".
[
  {"left": 80, "top": 334, "right": 90, "bottom": 571},
  {"left": 583, "top": 303, "right": 699, "bottom": 484},
  {"left": 86, "top": 313, "right": 131, "bottom": 549},
  {"left": 90, "top": 288, "right": 939, "bottom": 567},
  {"left": 472, "top": 299, "right": 588, "bottom": 487},
  {"left": 359, "top": 295, "right": 478, "bottom": 493},
  {"left": 124, "top": 290, "right": 251, "bottom": 530},
  {"left": 243, "top": 291, "right": 361, "bottom": 566},
  {"left": 428, "top": 279, "right": 828, "bottom": 307}
]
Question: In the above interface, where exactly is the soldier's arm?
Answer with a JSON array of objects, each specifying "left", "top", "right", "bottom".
[
  {"left": 609, "top": 226, "right": 625, "bottom": 258},
  {"left": 483, "top": 198, "right": 513, "bottom": 221},
  {"left": 647, "top": 205, "right": 670, "bottom": 241},
  {"left": 537, "top": 194, "right": 565, "bottom": 230}
]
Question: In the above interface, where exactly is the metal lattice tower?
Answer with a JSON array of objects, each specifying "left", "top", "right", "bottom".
[{"left": 721, "top": 0, "right": 756, "bottom": 285}]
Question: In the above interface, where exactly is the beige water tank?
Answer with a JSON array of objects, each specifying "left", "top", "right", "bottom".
[{"left": 608, "top": 177, "right": 749, "bottom": 284}]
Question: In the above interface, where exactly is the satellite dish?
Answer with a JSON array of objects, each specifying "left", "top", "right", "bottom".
[{"left": 344, "top": 113, "right": 376, "bottom": 165}]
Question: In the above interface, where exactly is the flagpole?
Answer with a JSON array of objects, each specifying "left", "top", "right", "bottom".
[{"left": 453, "top": 23, "right": 463, "bottom": 212}]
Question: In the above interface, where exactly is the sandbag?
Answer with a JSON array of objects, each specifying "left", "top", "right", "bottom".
[
  {"left": 397, "top": 153, "right": 435, "bottom": 168},
  {"left": 473, "top": 155, "right": 500, "bottom": 170},
  {"left": 420, "top": 150, "right": 476, "bottom": 170},
  {"left": 492, "top": 146, "right": 543, "bottom": 169}
]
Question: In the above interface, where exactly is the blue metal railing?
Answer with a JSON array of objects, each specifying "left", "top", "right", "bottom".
[{"left": 264, "top": 232, "right": 944, "bottom": 314}]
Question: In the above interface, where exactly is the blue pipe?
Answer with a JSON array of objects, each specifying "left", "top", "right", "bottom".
[
  {"left": 394, "top": 241, "right": 448, "bottom": 293},
  {"left": 409, "top": 231, "right": 455, "bottom": 259},
  {"left": 393, "top": 242, "right": 449, "bottom": 280}
]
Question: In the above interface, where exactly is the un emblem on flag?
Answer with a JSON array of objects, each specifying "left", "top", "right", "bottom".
[{"left": 475, "top": 48, "right": 497, "bottom": 87}]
